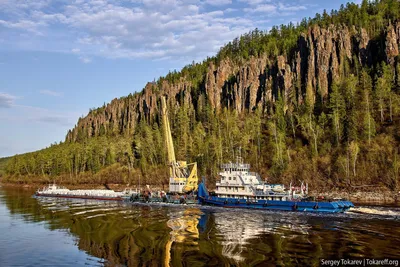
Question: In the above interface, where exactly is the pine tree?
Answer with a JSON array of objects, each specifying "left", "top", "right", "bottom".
[{"left": 329, "top": 82, "right": 346, "bottom": 145}]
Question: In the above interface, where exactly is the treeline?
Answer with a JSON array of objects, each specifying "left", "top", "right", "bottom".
[{"left": 2, "top": 0, "right": 400, "bottom": 192}]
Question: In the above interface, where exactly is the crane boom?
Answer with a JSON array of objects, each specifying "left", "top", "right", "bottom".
[
  {"left": 161, "top": 96, "right": 198, "bottom": 193},
  {"left": 161, "top": 97, "right": 176, "bottom": 164}
]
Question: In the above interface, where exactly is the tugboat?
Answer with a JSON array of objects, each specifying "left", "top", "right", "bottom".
[{"left": 197, "top": 157, "right": 354, "bottom": 213}]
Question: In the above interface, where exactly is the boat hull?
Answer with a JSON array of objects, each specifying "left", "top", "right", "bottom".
[
  {"left": 197, "top": 182, "right": 354, "bottom": 213},
  {"left": 35, "top": 193, "right": 125, "bottom": 201},
  {"left": 130, "top": 196, "right": 195, "bottom": 205}
]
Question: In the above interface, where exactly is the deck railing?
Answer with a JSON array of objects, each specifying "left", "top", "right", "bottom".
[{"left": 220, "top": 163, "right": 250, "bottom": 170}]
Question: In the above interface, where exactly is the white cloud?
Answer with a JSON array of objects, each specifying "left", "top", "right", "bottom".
[
  {"left": 0, "top": 93, "right": 16, "bottom": 108},
  {"left": 39, "top": 90, "right": 63, "bottom": 97},
  {"left": 204, "top": 0, "right": 232, "bottom": 6},
  {"left": 245, "top": 4, "right": 276, "bottom": 13},
  {"left": 225, "top": 8, "right": 237, "bottom": 13},
  {"left": 0, "top": 0, "right": 308, "bottom": 61},
  {"left": 0, "top": 19, "right": 44, "bottom": 35},
  {"left": 238, "top": 0, "right": 267, "bottom": 5},
  {"left": 278, "top": 3, "right": 307, "bottom": 12},
  {"left": 79, "top": 56, "right": 92, "bottom": 63}
]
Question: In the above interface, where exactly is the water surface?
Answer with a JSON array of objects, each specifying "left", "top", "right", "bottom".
[{"left": 0, "top": 186, "right": 399, "bottom": 266}]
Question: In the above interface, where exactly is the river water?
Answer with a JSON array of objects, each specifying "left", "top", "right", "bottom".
[{"left": 0, "top": 186, "right": 399, "bottom": 267}]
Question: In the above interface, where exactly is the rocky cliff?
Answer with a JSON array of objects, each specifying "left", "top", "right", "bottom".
[{"left": 66, "top": 22, "right": 400, "bottom": 143}]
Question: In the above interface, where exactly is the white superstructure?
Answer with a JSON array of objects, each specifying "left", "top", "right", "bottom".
[{"left": 215, "top": 157, "right": 307, "bottom": 201}]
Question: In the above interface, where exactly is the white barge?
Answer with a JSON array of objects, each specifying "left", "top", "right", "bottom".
[{"left": 35, "top": 184, "right": 133, "bottom": 201}]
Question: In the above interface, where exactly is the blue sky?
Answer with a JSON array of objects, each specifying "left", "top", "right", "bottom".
[{"left": 0, "top": 0, "right": 359, "bottom": 157}]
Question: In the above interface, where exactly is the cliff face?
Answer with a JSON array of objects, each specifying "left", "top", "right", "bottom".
[{"left": 66, "top": 23, "right": 400, "bottom": 143}]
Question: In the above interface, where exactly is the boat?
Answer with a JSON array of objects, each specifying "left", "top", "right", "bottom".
[
  {"left": 197, "top": 157, "right": 354, "bottom": 213},
  {"left": 35, "top": 184, "right": 132, "bottom": 201}
]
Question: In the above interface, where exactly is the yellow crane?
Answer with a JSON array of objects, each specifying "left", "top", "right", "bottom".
[{"left": 161, "top": 96, "right": 198, "bottom": 193}]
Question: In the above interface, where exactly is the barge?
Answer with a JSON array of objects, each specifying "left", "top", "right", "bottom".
[
  {"left": 129, "top": 190, "right": 197, "bottom": 205},
  {"left": 35, "top": 184, "right": 132, "bottom": 201}
]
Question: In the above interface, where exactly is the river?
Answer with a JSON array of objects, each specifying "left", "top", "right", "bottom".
[{"left": 0, "top": 185, "right": 399, "bottom": 266}]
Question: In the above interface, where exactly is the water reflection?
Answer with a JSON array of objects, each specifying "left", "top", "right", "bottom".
[
  {"left": 212, "top": 211, "right": 309, "bottom": 263},
  {"left": 165, "top": 208, "right": 202, "bottom": 266},
  {"left": 0, "top": 186, "right": 399, "bottom": 266}
]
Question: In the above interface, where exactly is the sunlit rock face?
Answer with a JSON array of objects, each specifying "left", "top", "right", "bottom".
[{"left": 66, "top": 23, "right": 400, "bottom": 143}]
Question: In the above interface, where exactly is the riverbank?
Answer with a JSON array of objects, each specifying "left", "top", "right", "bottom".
[
  {"left": 310, "top": 190, "right": 399, "bottom": 205},
  {"left": 1, "top": 181, "right": 398, "bottom": 205}
]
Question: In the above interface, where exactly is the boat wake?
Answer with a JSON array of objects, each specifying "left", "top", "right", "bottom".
[
  {"left": 348, "top": 206, "right": 400, "bottom": 217},
  {"left": 85, "top": 214, "right": 108, "bottom": 219},
  {"left": 73, "top": 207, "right": 120, "bottom": 216}
]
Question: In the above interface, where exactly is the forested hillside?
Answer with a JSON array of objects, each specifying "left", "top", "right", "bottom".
[
  {"left": 0, "top": 157, "right": 10, "bottom": 177},
  {"left": 3, "top": 0, "right": 400, "bottom": 192}
]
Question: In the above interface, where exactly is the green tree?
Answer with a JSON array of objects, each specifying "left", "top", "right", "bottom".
[{"left": 329, "top": 82, "right": 346, "bottom": 145}]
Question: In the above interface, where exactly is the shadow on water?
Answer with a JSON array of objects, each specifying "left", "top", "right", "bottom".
[{"left": 0, "top": 185, "right": 399, "bottom": 266}]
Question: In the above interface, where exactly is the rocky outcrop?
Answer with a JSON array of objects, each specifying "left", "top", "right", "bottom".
[
  {"left": 357, "top": 28, "right": 370, "bottom": 65},
  {"left": 386, "top": 23, "right": 399, "bottom": 64},
  {"left": 66, "top": 22, "right": 400, "bottom": 143}
]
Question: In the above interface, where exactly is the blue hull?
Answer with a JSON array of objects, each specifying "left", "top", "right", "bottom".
[{"left": 197, "top": 183, "right": 354, "bottom": 213}]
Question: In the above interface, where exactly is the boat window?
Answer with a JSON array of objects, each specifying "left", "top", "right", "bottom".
[
  {"left": 229, "top": 177, "right": 231, "bottom": 180},
  {"left": 233, "top": 177, "right": 236, "bottom": 180}
]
